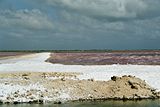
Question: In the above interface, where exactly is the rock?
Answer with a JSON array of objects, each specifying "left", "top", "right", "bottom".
[
  {"left": 4, "top": 82, "right": 9, "bottom": 85},
  {"left": 156, "top": 92, "right": 160, "bottom": 98},
  {"left": 28, "top": 99, "right": 43, "bottom": 104},
  {"left": 13, "top": 94, "right": 19, "bottom": 98},
  {"left": 61, "top": 77, "right": 66, "bottom": 81},
  {"left": 26, "top": 92, "right": 32, "bottom": 96},
  {"left": 14, "top": 91, "right": 19, "bottom": 94},
  {"left": 22, "top": 74, "right": 29, "bottom": 77},
  {"left": 23, "top": 76, "right": 30, "bottom": 80},
  {"left": 111, "top": 76, "right": 119, "bottom": 81},
  {"left": 131, "top": 85, "right": 138, "bottom": 89},
  {"left": 54, "top": 101, "right": 62, "bottom": 104},
  {"left": 38, "top": 99, "right": 44, "bottom": 104},
  {"left": 41, "top": 73, "right": 47, "bottom": 78},
  {"left": 94, "top": 89, "right": 97, "bottom": 92},
  {"left": 13, "top": 101, "right": 20, "bottom": 104},
  {"left": 122, "top": 75, "right": 128, "bottom": 77},
  {"left": 128, "top": 80, "right": 138, "bottom": 89},
  {"left": 122, "top": 95, "right": 128, "bottom": 100},
  {"left": 28, "top": 96, "right": 35, "bottom": 100},
  {"left": 88, "top": 78, "right": 94, "bottom": 82},
  {"left": 6, "top": 96, "right": 12, "bottom": 100}
]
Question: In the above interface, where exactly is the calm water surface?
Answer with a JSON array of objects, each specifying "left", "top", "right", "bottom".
[{"left": 0, "top": 100, "right": 160, "bottom": 107}]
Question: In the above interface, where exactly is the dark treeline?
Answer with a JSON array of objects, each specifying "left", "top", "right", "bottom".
[{"left": 0, "top": 49, "right": 160, "bottom": 53}]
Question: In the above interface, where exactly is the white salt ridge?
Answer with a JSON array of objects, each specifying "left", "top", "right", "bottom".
[
  {"left": 0, "top": 83, "right": 46, "bottom": 102},
  {"left": 0, "top": 82, "right": 72, "bottom": 103},
  {"left": 57, "top": 89, "right": 72, "bottom": 102},
  {"left": 0, "top": 52, "right": 160, "bottom": 92},
  {"left": 47, "top": 76, "right": 78, "bottom": 80}
]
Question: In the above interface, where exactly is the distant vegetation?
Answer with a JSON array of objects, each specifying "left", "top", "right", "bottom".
[{"left": 0, "top": 49, "right": 160, "bottom": 53}]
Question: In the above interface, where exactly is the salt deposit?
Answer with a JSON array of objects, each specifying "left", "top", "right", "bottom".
[
  {"left": 0, "top": 83, "right": 46, "bottom": 102},
  {"left": 0, "top": 52, "right": 160, "bottom": 91}
]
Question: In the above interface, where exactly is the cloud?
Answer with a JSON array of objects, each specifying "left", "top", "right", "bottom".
[
  {"left": 1, "top": 0, "right": 160, "bottom": 50},
  {"left": 45, "top": 0, "right": 144, "bottom": 19},
  {"left": 0, "top": 9, "right": 54, "bottom": 30},
  {"left": 41, "top": 0, "right": 160, "bottom": 21}
]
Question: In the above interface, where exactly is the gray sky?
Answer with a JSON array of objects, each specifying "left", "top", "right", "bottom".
[{"left": 0, "top": 0, "right": 160, "bottom": 50}]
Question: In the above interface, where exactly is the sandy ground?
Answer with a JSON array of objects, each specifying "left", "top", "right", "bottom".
[
  {"left": 0, "top": 52, "right": 33, "bottom": 59},
  {"left": 0, "top": 53, "right": 38, "bottom": 64}
]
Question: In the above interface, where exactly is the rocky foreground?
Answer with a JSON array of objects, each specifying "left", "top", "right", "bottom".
[{"left": 0, "top": 72, "right": 159, "bottom": 104}]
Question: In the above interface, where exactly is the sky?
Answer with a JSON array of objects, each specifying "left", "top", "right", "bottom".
[{"left": 0, "top": 0, "right": 160, "bottom": 50}]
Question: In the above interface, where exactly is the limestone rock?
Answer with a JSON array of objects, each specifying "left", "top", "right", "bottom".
[{"left": 111, "top": 76, "right": 119, "bottom": 81}]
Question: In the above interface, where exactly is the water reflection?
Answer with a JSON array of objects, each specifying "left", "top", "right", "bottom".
[{"left": 0, "top": 100, "right": 160, "bottom": 107}]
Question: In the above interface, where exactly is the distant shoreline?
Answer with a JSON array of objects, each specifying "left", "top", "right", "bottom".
[{"left": 0, "top": 49, "right": 160, "bottom": 53}]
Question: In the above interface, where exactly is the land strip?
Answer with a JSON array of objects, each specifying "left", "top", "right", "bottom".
[
  {"left": 46, "top": 51, "right": 160, "bottom": 65},
  {"left": 0, "top": 72, "right": 159, "bottom": 104}
]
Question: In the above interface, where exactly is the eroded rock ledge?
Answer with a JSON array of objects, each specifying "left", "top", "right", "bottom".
[{"left": 0, "top": 72, "right": 159, "bottom": 104}]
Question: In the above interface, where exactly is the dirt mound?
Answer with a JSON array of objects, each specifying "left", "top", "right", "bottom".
[{"left": 69, "top": 75, "right": 160, "bottom": 101}]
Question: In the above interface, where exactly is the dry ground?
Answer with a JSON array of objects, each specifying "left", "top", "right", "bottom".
[
  {"left": 0, "top": 52, "right": 33, "bottom": 59},
  {"left": 0, "top": 72, "right": 159, "bottom": 103}
]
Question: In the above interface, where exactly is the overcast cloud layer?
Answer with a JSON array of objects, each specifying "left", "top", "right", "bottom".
[{"left": 0, "top": 0, "right": 160, "bottom": 50}]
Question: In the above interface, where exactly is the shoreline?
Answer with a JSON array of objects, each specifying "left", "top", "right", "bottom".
[
  {"left": 0, "top": 52, "right": 35, "bottom": 60},
  {"left": 0, "top": 72, "right": 159, "bottom": 104}
]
